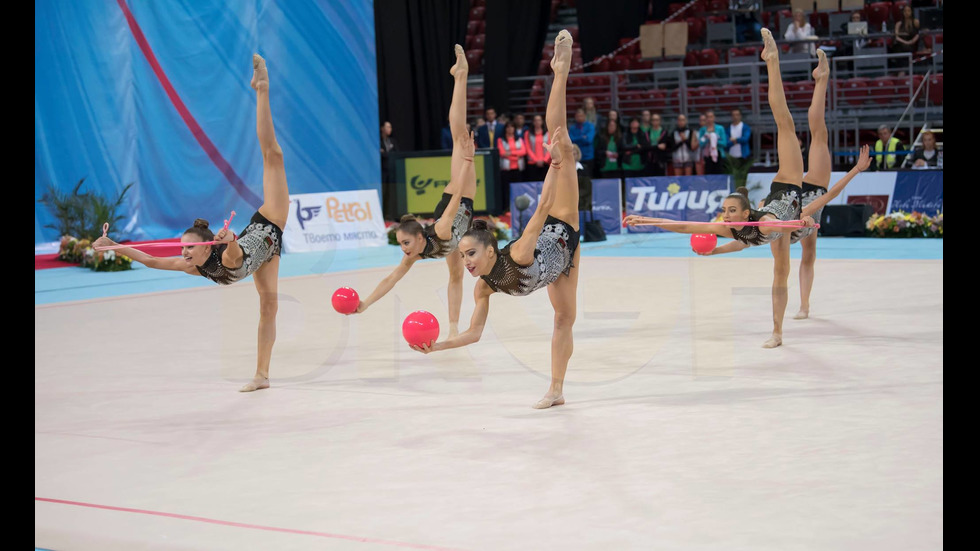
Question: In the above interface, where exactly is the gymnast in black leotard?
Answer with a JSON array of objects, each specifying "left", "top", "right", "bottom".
[
  {"left": 627, "top": 29, "right": 822, "bottom": 349},
  {"left": 349, "top": 45, "right": 476, "bottom": 337},
  {"left": 94, "top": 54, "right": 289, "bottom": 392},
  {"left": 411, "top": 30, "right": 581, "bottom": 410}
]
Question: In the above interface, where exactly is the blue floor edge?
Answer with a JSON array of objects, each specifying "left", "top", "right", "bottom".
[{"left": 35, "top": 234, "right": 942, "bottom": 306}]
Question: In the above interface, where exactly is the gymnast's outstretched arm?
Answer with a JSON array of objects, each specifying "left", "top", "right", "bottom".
[{"left": 411, "top": 279, "right": 493, "bottom": 353}]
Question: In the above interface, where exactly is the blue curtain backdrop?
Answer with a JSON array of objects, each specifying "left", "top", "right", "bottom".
[{"left": 35, "top": 0, "right": 379, "bottom": 244}]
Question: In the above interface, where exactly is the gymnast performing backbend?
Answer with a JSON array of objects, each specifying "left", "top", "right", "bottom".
[
  {"left": 349, "top": 45, "right": 477, "bottom": 338},
  {"left": 410, "top": 30, "right": 580, "bottom": 410},
  {"left": 627, "top": 30, "right": 870, "bottom": 348},
  {"left": 95, "top": 54, "right": 286, "bottom": 392}
]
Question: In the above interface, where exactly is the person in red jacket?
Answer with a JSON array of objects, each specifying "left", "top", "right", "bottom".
[
  {"left": 523, "top": 114, "right": 551, "bottom": 182},
  {"left": 497, "top": 121, "right": 527, "bottom": 209}
]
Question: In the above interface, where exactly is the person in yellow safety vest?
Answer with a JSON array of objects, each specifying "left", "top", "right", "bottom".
[{"left": 874, "top": 125, "right": 905, "bottom": 171}]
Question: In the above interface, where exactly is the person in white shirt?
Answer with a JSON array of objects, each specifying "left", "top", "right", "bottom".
[{"left": 784, "top": 8, "right": 815, "bottom": 55}]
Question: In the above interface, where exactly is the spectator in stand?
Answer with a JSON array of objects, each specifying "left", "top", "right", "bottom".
[
  {"left": 669, "top": 114, "right": 697, "bottom": 176},
  {"left": 645, "top": 112, "right": 669, "bottom": 176},
  {"left": 475, "top": 107, "right": 504, "bottom": 148},
  {"left": 893, "top": 4, "right": 920, "bottom": 74},
  {"left": 497, "top": 121, "right": 527, "bottom": 207},
  {"left": 621, "top": 118, "right": 651, "bottom": 177},
  {"left": 574, "top": 145, "right": 593, "bottom": 213},
  {"left": 784, "top": 8, "right": 816, "bottom": 55},
  {"left": 699, "top": 110, "right": 729, "bottom": 175},
  {"left": 694, "top": 113, "right": 707, "bottom": 175},
  {"left": 728, "top": 108, "right": 752, "bottom": 173},
  {"left": 523, "top": 114, "right": 551, "bottom": 181},
  {"left": 570, "top": 107, "right": 597, "bottom": 175},
  {"left": 380, "top": 121, "right": 397, "bottom": 185},
  {"left": 604, "top": 109, "right": 620, "bottom": 130},
  {"left": 513, "top": 113, "right": 528, "bottom": 139},
  {"left": 731, "top": 0, "right": 762, "bottom": 43},
  {"left": 873, "top": 125, "right": 906, "bottom": 171},
  {"left": 844, "top": 11, "right": 868, "bottom": 54},
  {"left": 639, "top": 110, "right": 653, "bottom": 137},
  {"left": 595, "top": 118, "right": 623, "bottom": 178},
  {"left": 473, "top": 116, "right": 486, "bottom": 130},
  {"left": 583, "top": 97, "right": 598, "bottom": 126},
  {"left": 909, "top": 131, "right": 941, "bottom": 168}
]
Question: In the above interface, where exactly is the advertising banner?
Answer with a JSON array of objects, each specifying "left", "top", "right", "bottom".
[
  {"left": 284, "top": 190, "right": 386, "bottom": 252},
  {"left": 625, "top": 176, "right": 730, "bottom": 233}
]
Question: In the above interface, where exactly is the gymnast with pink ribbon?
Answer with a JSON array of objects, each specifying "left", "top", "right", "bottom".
[
  {"left": 94, "top": 54, "right": 287, "bottom": 392},
  {"left": 628, "top": 30, "right": 833, "bottom": 349}
]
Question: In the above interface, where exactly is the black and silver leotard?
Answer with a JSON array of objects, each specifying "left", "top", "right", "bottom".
[
  {"left": 481, "top": 216, "right": 580, "bottom": 296},
  {"left": 790, "top": 182, "right": 826, "bottom": 243},
  {"left": 730, "top": 181, "right": 801, "bottom": 246},
  {"left": 419, "top": 193, "right": 475, "bottom": 259},
  {"left": 197, "top": 211, "right": 283, "bottom": 285}
]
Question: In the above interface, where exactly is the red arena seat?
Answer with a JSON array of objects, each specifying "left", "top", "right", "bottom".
[
  {"left": 646, "top": 89, "right": 668, "bottom": 110},
  {"left": 840, "top": 77, "right": 870, "bottom": 105},
  {"left": 611, "top": 56, "right": 631, "bottom": 72},
  {"left": 869, "top": 77, "right": 896, "bottom": 105},
  {"left": 686, "top": 17, "right": 705, "bottom": 42},
  {"left": 465, "top": 50, "right": 483, "bottom": 72},
  {"left": 590, "top": 57, "right": 612, "bottom": 73},
  {"left": 790, "top": 80, "right": 815, "bottom": 109},
  {"left": 688, "top": 85, "right": 716, "bottom": 109},
  {"left": 618, "top": 38, "right": 639, "bottom": 57},
  {"left": 630, "top": 57, "right": 654, "bottom": 71},
  {"left": 707, "top": 0, "right": 728, "bottom": 12},
  {"left": 668, "top": 3, "right": 687, "bottom": 16},
  {"left": 865, "top": 2, "right": 891, "bottom": 28},
  {"left": 891, "top": 1, "right": 910, "bottom": 24},
  {"left": 697, "top": 48, "right": 720, "bottom": 73}
]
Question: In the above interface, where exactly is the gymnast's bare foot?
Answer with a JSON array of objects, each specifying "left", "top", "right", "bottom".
[
  {"left": 450, "top": 44, "right": 467, "bottom": 77},
  {"left": 762, "top": 333, "right": 783, "bottom": 349},
  {"left": 760, "top": 28, "right": 779, "bottom": 63},
  {"left": 793, "top": 309, "right": 809, "bottom": 320},
  {"left": 533, "top": 391, "right": 565, "bottom": 409},
  {"left": 551, "top": 29, "right": 573, "bottom": 74},
  {"left": 449, "top": 322, "right": 460, "bottom": 339},
  {"left": 239, "top": 377, "right": 270, "bottom": 392},
  {"left": 813, "top": 48, "right": 829, "bottom": 81},
  {"left": 251, "top": 54, "right": 269, "bottom": 91}
]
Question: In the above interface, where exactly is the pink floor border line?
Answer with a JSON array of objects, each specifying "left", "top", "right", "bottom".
[{"left": 35, "top": 497, "right": 464, "bottom": 551}]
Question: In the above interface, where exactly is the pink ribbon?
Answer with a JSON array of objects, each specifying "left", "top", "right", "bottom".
[
  {"left": 628, "top": 219, "right": 819, "bottom": 229},
  {"left": 94, "top": 211, "right": 237, "bottom": 251}
]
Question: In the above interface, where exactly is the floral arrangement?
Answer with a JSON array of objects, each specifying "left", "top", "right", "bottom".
[
  {"left": 866, "top": 211, "right": 943, "bottom": 238},
  {"left": 82, "top": 247, "right": 134, "bottom": 272},
  {"left": 59, "top": 234, "right": 133, "bottom": 271},
  {"left": 58, "top": 236, "right": 90, "bottom": 263}
]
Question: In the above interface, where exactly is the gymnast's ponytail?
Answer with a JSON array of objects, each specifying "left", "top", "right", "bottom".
[
  {"left": 398, "top": 214, "right": 425, "bottom": 237},
  {"left": 463, "top": 219, "right": 499, "bottom": 255},
  {"left": 726, "top": 188, "right": 751, "bottom": 212},
  {"left": 184, "top": 218, "right": 215, "bottom": 242}
]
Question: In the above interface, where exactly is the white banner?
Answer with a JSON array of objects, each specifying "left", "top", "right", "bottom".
[
  {"left": 746, "top": 172, "right": 898, "bottom": 212},
  {"left": 283, "top": 190, "right": 386, "bottom": 253}
]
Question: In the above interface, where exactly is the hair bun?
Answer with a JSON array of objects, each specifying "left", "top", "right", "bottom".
[
  {"left": 471, "top": 219, "right": 491, "bottom": 232},
  {"left": 735, "top": 186, "right": 749, "bottom": 198},
  {"left": 193, "top": 218, "right": 210, "bottom": 229},
  {"left": 400, "top": 214, "right": 417, "bottom": 224}
]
